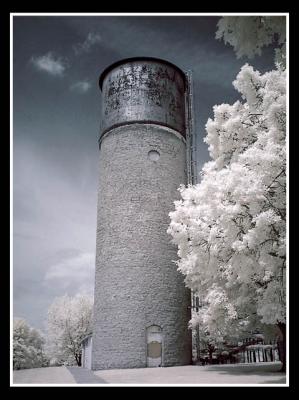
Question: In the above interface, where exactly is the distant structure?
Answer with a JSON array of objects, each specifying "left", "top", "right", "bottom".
[
  {"left": 92, "top": 57, "right": 194, "bottom": 370},
  {"left": 81, "top": 335, "right": 92, "bottom": 369}
]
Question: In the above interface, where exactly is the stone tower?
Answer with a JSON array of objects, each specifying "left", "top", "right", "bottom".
[{"left": 92, "top": 57, "right": 192, "bottom": 370}]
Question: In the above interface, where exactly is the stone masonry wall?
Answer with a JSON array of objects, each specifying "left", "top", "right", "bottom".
[{"left": 92, "top": 123, "right": 192, "bottom": 370}]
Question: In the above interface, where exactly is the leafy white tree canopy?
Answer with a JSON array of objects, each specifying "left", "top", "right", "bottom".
[
  {"left": 216, "top": 16, "right": 286, "bottom": 66},
  {"left": 45, "top": 293, "right": 93, "bottom": 366},
  {"left": 168, "top": 64, "right": 286, "bottom": 340},
  {"left": 13, "top": 318, "right": 47, "bottom": 369}
]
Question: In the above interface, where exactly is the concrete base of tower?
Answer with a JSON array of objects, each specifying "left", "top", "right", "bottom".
[
  {"left": 91, "top": 360, "right": 192, "bottom": 371},
  {"left": 91, "top": 339, "right": 192, "bottom": 371},
  {"left": 91, "top": 361, "right": 147, "bottom": 371}
]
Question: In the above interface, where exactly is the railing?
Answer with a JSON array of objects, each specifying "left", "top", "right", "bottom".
[
  {"left": 233, "top": 338, "right": 280, "bottom": 364},
  {"left": 194, "top": 338, "right": 281, "bottom": 365}
]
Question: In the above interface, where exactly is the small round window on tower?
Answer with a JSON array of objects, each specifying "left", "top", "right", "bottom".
[{"left": 148, "top": 150, "right": 160, "bottom": 161}]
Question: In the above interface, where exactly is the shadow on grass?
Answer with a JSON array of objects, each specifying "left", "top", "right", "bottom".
[
  {"left": 203, "top": 363, "right": 286, "bottom": 383},
  {"left": 66, "top": 366, "right": 107, "bottom": 384},
  {"left": 260, "top": 377, "right": 287, "bottom": 384}
]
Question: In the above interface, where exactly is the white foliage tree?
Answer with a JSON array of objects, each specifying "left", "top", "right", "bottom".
[
  {"left": 216, "top": 16, "right": 286, "bottom": 66},
  {"left": 168, "top": 64, "right": 286, "bottom": 369},
  {"left": 13, "top": 318, "right": 47, "bottom": 370},
  {"left": 45, "top": 294, "right": 93, "bottom": 366}
]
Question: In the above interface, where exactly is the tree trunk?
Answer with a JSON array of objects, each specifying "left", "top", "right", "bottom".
[
  {"left": 277, "top": 322, "right": 286, "bottom": 372},
  {"left": 208, "top": 349, "right": 213, "bottom": 364},
  {"left": 75, "top": 352, "right": 81, "bottom": 366},
  {"left": 196, "top": 325, "right": 200, "bottom": 362},
  {"left": 207, "top": 345, "right": 214, "bottom": 364}
]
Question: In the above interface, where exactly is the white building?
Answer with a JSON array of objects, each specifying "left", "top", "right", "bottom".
[{"left": 81, "top": 335, "right": 93, "bottom": 369}]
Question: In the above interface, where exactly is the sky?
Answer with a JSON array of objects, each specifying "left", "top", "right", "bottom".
[{"left": 13, "top": 14, "right": 277, "bottom": 331}]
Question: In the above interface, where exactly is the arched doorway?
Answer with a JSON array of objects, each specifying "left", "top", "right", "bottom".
[{"left": 146, "top": 325, "right": 163, "bottom": 367}]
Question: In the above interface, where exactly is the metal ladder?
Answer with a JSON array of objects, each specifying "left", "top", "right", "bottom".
[{"left": 185, "top": 70, "right": 197, "bottom": 185}]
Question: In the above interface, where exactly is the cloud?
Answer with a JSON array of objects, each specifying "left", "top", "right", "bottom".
[
  {"left": 70, "top": 80, "right": 91, "bottom": 93},
  {"left": 73, "top": 32, "right": 102, "bottom": 55},
  {"left": 44, "top": 251, "right": 95, "bottom": 293},
  {"left": 30, "top": 52, "right": 67, "bottom": 77}
]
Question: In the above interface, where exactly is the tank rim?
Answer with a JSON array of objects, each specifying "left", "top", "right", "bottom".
[{"left": 98, "top": 57, "right": 186, "bottom": 90}]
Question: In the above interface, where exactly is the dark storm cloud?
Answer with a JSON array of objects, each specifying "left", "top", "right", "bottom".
[{"left": 13, "top": 15, "right": 276, "bottom": 331}]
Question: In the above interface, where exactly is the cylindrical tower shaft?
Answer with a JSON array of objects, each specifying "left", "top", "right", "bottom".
[{"left": 92, "top": 58, "right": 192, "bottom": 370}]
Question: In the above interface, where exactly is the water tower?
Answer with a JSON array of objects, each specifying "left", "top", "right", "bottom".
[{"left": 92, "top": 57, "right": 192, "bottom": 370}]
